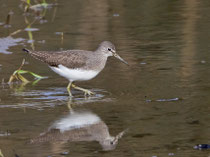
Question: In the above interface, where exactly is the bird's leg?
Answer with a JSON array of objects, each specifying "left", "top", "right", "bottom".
[
  {"left": 66, "top": 98, "right": 75, "bottom": 113},
  {"left": 71, "top": 84, "right": 95, "bottom": 96},
  {"left": 67, "top": 82, "right": 73, "bottom": 97}
]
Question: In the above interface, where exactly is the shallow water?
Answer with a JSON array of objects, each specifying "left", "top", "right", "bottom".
[{"left": 0, "top": 0, "right": 210, "bottom": 156}]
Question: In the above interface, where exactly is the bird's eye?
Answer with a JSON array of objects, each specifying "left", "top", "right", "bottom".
[
  {"left": 108, "top": 48, "right": 111, "bottom": 51},
  {"left": 110, "top": 141, "right": 114, "bottom": 145}
]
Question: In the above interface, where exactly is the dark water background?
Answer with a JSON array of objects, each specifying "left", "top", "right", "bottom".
[{"left": 0, "top": 0, "right": 210, "bottom": 156}]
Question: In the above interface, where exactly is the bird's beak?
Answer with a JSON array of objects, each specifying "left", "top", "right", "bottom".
[{"left": 112, "top": 50, "right": 129, "bottom": 65}]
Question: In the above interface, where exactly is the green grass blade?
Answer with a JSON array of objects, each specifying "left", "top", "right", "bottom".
[
  {"left": 17, "top": 74, "right": 30, "bottom": 83},
  {"left": 28, "top": 71, "right": 46, "bottom": 79},
  {"left": 17, "top": 70, "right": 29, "bottom": 74},
  {"left": 27, "top": 0, "right": 31, "bottom": 5},
  {"left": 8, "top": 75, "right": 15, "bottom": 83},
  {"left": 32, "top": 79, "right": 42, "bottom": 85}
]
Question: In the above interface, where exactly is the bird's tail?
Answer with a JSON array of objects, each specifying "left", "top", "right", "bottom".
[
  {"left": 22, "top": 48, "right": 30, "bottom": 53},
  {"left": 22, "top": 48, "right": 50, "bottom": 64}
]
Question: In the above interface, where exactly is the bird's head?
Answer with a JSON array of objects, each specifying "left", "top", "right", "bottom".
[
  {"left": 100, "top": 129, "right": 128, "bottom": 151},
  {"left": 98, "top": 41, "right": 128, "bottom": 65}
]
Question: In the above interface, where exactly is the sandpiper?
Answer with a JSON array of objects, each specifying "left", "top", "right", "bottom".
[
  {"left": 30, "top": 111, "right": 126, "bottom": 150},
  {"left": 23, "top": 41, "right": 128, "bottom": 97}
]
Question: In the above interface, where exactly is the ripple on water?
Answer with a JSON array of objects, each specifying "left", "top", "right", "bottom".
[
  {"left": 24, "top": 28, "right": 39, "bottom": 32},
  {"left": 146, "top": 97, "right": 180, "bottom": 102},
  {"left": 0, "top": 87, "right": 113, "bottom": 109}
]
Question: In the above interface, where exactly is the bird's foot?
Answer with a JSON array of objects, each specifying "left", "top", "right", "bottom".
[
  {"left": 84, "top": 89, "right": 95, "bottom": 96},
  {"left": 72, "top": 84, "right": 95, "bottom": 96}
]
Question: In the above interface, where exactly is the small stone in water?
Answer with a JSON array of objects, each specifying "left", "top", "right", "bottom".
[
  {"left": 140, "top": 62, "right": 147, "bottom": 65},
  {"left": 201, "top": 60, "right": 206, "bottom": 64}
]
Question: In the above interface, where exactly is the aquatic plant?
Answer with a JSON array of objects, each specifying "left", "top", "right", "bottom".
[{"left": 8, "top": 59, "right": 46, "bottom": 84}]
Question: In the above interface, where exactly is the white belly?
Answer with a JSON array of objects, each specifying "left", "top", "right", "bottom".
[
  {"left": 50, "top": 65, "right": 99, "bottom": 82},
  {"left": 53, "top": 111, "right": 101, "bottom": 132}
]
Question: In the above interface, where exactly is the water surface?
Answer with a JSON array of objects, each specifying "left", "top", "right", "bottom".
[{"left": 0, "top": 0, "right": 210, "bottom": 156}]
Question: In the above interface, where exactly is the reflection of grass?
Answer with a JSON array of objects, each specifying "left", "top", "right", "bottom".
[
  {"left": 8, "top": 0, "right": 58, "bottom": 50},
  {"left": 24, "top": 0, "right": 50, "bottom": 12},
  {"left": 8, "top": 59, "right": 47, "bottom": 85},
  {"left": 9, "top": 17, "right": 36, "bottom": 50},
  {"left": 24, "top": 17, "right": 36, "bottom": 50}
]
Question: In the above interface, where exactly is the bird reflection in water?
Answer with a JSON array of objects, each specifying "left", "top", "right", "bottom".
[{"left": 30, "top": 109, "right": 127, "bottom": 151}]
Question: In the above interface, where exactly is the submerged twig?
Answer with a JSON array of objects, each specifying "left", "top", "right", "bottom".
[
  {"left": 19, "top": 58, "right": 26, "bottom": 70},
  {"left": 4, "top": 11, "right": 13, "bottom": 28},
  {"left": 9, "top": 29, "right": 23, "bottom": 36},
  {"left": 51, "top": 1, "right": 57, "bottom": 22},
  {"left": 9, "top": 16, "right": 36, "bottom": 37},
  {"left": 61, "top": 32, "right": 64, "bottom": 45},
  {"left": 5, "top": 13, "right": 11, "bottom": 25}
]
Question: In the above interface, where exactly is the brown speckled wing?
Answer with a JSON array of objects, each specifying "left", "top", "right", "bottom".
[
  {"left": 29, "top": 50, "right": 88, "bottom": 69},
  {"left": 30, "top": 129, "right": 62, "bottom": 144}
]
